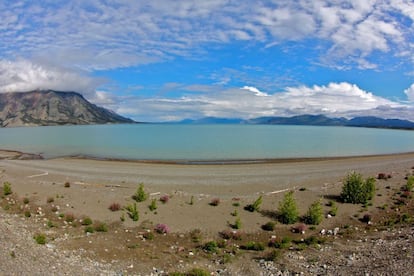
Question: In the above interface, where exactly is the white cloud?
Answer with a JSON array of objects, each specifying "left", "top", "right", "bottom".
[
  {"left": 110, "top": 82, "right": 407, "bottom": 121},
  {"left": 404, "top": 84, "right": 414, "bottom": 102},
  {"left": 241, "top": 86, "right": 268, "bottom": 97},
  {"left": 0, "top": 59, "right": 102, "bottom": 96},
  {"left": 0, "top": 1, "right": 413, "bottom": 70}
]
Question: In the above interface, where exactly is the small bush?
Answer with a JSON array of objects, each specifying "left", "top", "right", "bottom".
[
  {"left": 231, "top": 209, "right": 238, "bottom": 217},
  {"left": 241, "top": 241, "right": 265, "bottom": 251},
  {"left": 269, "top": 236, "right": 291, "bottom": 249},
  {"left": 47, "top": 220, "right": 55, "bottom": 228},
  {"left": 3, "top": 182, "right": 12, "bottom": 196},
  {"left": 209, "top": 198, "right": 220, "bottom": 206},
  {"left": 23, "top": 197, "right": 30, "bottom": 204},
  {"left": 202, "top": 241, "right": 218, "bottom": 253},
  {"left": 65, "top": 213, "right": 75, "bottom": 223},
  {"left": 159, "top": 194, "right": 169, "bottom": 203},
  {"left": 132, "top": 183, "right": 148, "bottom": 202},
  {"left": 244, "top": 195, "right": 263, "bottom": 212},
  {"left": 190, "top": 229, "right": 202, "bottom": 243},
  {"left": 125, "top": 203, "right": 139, "bottom": 221},
  {"left": 85, "top": 226, "right": 95, "bottom": 233},
  {"left": 231, "top": 217, "right": 242, "bottom": 229},
  {"left": 143, "top": 231, "right": 154, "bottom": 240},
  {"left": 46, "top": 197, "right": 54, "bottom": 203},
  {"left": 64, "top": 182, "right": 70, "bottom": 188},
  {"left": 404, "top": 176, "right": 414, "bottom": 192},
  {"left": 149, "top": 199, "right": 158, "bottom": 211},
  {"left": 261, "top": 221, "right": 275, "bottom": 231},
  {"left": 108, "top": 202, "right": 121, "bottom": 212},
  {"left": 341, "top": 172, "right": 376, "bottom": 204},
  {"left": 304, "top": 200, "right": 323, "bottom": 225},
  {"left": 278, "top": 191, "right": 299, "bottom": 224},
  {"left": 155, "top": 223, "right": 170, "bottom": 234},
  {"left": 24, "top": 210, "right": 31, "bottom": 218},
  {"left": 328, "top": 201, "right": 338, "bottom": 216},
  {"left": 34, "top": 233, "right": 46, "bottom": 245},
  {"left": 51, "top": 206, "right": 58, "bottom": 213},
  {"left": 361, "top": 214, "right": 371, "bottom": 223},
  {"left": 95, "top": 223, "right": 108, "bottom": 232},
  {"left": 186, "top": 268, "right": 210, "bottom": 276},
  {"left": 81, "top": 217, "right": 93, "bottom": 226}
]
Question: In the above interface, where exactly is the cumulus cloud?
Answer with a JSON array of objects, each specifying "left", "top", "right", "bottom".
[
  {"left": 0, "top": 59, "right": 102, "bottom": 96},
  {"left": 404, "top": 84, "right": 414, "bottom": 102},
  {"left": 111, "top": 82, "right": 407, "bottom": 122}
]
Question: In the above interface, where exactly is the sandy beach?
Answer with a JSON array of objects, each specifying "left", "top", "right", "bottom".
[
  {"left": 2, "top": 151, "right": 414, "bottom": 232},
  {"left": 1, "top": 150, "right": 414, "bottom": 274}
]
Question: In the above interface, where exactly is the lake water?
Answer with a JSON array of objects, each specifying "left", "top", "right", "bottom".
[{"left": 0, "top": 124, "right": 414, "bottom": 161}]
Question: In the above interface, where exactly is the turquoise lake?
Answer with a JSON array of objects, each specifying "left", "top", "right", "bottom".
[{"left": 0, "top": 124, "right": 414, "bottom": 161}]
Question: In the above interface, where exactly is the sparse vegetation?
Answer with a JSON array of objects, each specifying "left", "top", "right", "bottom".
[
  {"left": 304, "top": 199, "right": 323, "bottom": 225},
  {"left": 34, "top": 233, "right": 46, "bottom": 245},
  {"left": 3, "top": 182, "right": 12, "bottom": 196},
  {"left": 202, "top": 241, "right": 219, "bottom": 253},
  {"left": 125, "top": 203, "right": 139, "bottom": 221},
  {"left": 231, "top": 217, "right": 242, "bottom": 229},
  {"left": 24, "top": 210, "right": 31, "bottom": 218},
  {"left": 94, "top": 222, "right": 108, "bottom": 232},
  {"left": 132, "top": 183, "right": 148, "bottom": 202},
  {"left": 341, "top": 172, "right": 376, "bottom": 204},
  {"left": 278, "top": 191, "right": 299, "bottom": 224},
  {"left": 149, "top": 199, "right": 158, "bottom": 211},
  {"left": 23, "top": 197, "right": 29, "bottom": 204},
  {"left": 81, "top": 217, "right": 93, "bottom": 225},
  {"left": 241, "top": 241, "right": 265, "bottom": 251},
  {"left": 244, "top": 195, "right": 263, "bottom": 212},
  {"left": 46, "top": 196, "right": 54, "bottom": 203},
  {"left": 64, "top": 181, "right": 70, "bottom": 188}
]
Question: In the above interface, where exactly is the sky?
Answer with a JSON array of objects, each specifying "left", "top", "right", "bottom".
[{"left": 1, "top": 0, "right": 414, "bottom": 122}]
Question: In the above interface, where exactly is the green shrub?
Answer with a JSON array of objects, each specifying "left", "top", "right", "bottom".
[
  {"left": 304, "top": 200, "right": 323, "bottom": 225},
  {"left": 244, "top": 195, "right": 263, "bottom": 212},
  {"left": 23, "top": 197, "right": 29, "bottom": 204},
  {"left": 404, "top": 176, "right": 414, "bottom": 192},
  {"left": 231, "top": 217, "right": 242, "bottom": 229},
  {"left": 94, "top": 223, "right": 108, "bottom": 232},
  {"left": 341, "top": 172, "right": 376, "bottom": 204},
  {"left": 328, "top": 201, "right": 338, "bottom": 216},
  {"left": 278, "top": 191, "right": 299, "bottom": 224},
  {"left": 133, "top": 183, "right": 148, "bottom": 202},
  {"left": 24, "top": 211, "right": 31, "bottom": 218},
  {"left": 202, "top": 241, "right": 218, "bottom": 253},
  {"left": 81, "top": 217, "right": 93, "bottom": 226},
  {"left": 34, "top": 233, "right": 46, "bottom": 245},
  {"left": 241, "top": 241, "right": 265, "bottom": 251},
  {"left": 149, "top": 199, "right": 158, "bottom": 211},
  {"left": 186, "top": 268, "right": 210, "bottom": 276},
  {"left": 85, "top": 226, "right": 95, "bottom": 233},
  {"left": 126, "top": 203, "right": 139, "bottom": 221},
  {"left": 3, "top": 182, "right": 12, "bottom": 196}
]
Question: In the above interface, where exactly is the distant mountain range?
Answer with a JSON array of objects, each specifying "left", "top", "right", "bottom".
[
  {"left": 0, "top": 90, "right": 134, "bottom": 127},
  {"left": 178, "top": 115, "right": 414, "bottom": 130}
]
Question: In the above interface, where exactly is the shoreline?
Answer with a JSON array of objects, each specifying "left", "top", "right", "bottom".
[{"left": 2, "top": 148, "right": 414, "bottom": 165}]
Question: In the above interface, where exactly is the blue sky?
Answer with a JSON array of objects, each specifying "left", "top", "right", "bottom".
[{"left": 1, "top": 0, "right": 414, "bottom": 121}]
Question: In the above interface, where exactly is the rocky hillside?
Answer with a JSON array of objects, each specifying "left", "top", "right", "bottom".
[{"left": 0, "top": 90, "right": 134, "bottom": 127}]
